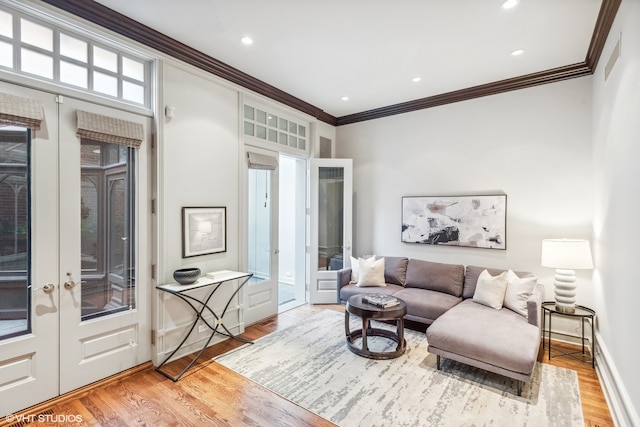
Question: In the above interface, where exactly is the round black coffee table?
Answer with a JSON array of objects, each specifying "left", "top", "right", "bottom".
[{"left": 345, "top": 294, "right": 407, "bottom": 359}]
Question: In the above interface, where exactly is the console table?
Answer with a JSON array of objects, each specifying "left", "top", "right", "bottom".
[{"left": 156, "top": 270, "right": 253, "bottom": 381}]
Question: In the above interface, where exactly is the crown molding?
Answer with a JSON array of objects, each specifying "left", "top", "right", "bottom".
[
  {"left": 337, "top": 0, "right": 621, "bottom": 126},
  {"left": 42, "top": 0, "right": 620, "bottom": 127},
  {"left": 39, "top": 0, "right": 337, "bottom": 125},
  {"left": 585, "top": 0, "right": 622, "bottom": 70},
  {"left": 336, "top": 63, "right": 592, "bottom": 126}
]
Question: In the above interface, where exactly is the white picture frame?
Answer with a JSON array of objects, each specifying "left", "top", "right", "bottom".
[{"left": 182, "top": 206, "right": 226, "bottom": 257}]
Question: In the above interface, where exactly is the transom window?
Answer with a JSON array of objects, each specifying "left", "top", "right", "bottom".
[
  {"left": 0, "top": 6, "right": 151, "bottom": 107},
  {"left": 243, "top": 104, "right": 307, "bottom": 153}
]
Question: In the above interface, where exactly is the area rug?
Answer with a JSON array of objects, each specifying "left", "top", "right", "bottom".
[{"left": 214, "top": 310, "right": 584, "bottom": 427}]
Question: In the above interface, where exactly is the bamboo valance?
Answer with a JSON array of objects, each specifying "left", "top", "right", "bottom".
[
  {"left": 0, "top": 92, "right": 44, "bottom": 130},
  {"left": 76, "top": 110, "right": 144, "bottom": 148}
]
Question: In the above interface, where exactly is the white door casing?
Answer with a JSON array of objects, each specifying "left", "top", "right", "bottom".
[{"left": 309, "top": 158, "right": 353, "bottom": 304}]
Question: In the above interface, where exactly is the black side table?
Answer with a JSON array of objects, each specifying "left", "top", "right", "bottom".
[
  {"left": 541, "top": 301, "right": 596, "bottom": 368},
  {"left": 345, "top": 294, "right": 407, "bottom": 359}
]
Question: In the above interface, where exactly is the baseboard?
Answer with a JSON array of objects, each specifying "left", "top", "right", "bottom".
[{"left": 594, "top": 332, "right": 639, "bottom": 427}]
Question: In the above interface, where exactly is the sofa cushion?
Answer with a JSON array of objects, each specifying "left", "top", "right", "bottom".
[
  {"left": 405, "top": 259, "right": 464, "bottom": 297},
  {"left": 356, "top": 256, "right": 386, "bottom": 287},
  {"left": 393, "top": 288, "right": 461, "bottom": 325},
  {"left": 472, "top": 270, "right": 509, "bottom": 309},
  {"left": 426, "top": 299, "right": 539, "bottom": 375},
  {"left": 504, "top": 270, "right": 538, "bottom": 317},
  {"left": 463, "top": 265, "right": 534, "bottom": 299},
  {"left": 377, "top": 256, "right": 409, "bottom": 286},
  {"left": 339, "top": 283, "right": 404, "bottom": 301}
]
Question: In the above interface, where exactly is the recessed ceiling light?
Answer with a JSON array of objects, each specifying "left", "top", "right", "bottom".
[
  {"left": 341, "top": 96, "right": 349, "bottom": 101},
  {"left": 241, "top": 36, "right": 254, "bottom": 45},
  {"left": 501, "top": 0, "right": 518, "bottom": 10},
  {"left": 511, "top": 49, "right": 525, "bottom": 56},
  {"left": 411, "top": 77, "right": 422, "bottom": 83}
]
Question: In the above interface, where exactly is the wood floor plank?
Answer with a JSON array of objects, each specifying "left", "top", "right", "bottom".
[{"left": 2, "top": 303, "right": 612, "bottom": 427}]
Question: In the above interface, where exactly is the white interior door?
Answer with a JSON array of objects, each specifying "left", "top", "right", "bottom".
[
  {"left": 243, "top": 148, "right": 279, "bottom": 325},
  {"left": 0, "top": 83, "right": 59, "bottom": 417},
  {"left": 0, "top": 81, "right": 152, "bottom": 416},
  {"left": 57, "top": 97, "right": 151, "bottom": 393},
  {"left": 309, "top": 159, "right": 352, "bottom": 304}
]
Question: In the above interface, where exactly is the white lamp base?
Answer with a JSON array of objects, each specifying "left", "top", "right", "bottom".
[{"left": 554, "top": 268, "right": 576, "bottom": 313}]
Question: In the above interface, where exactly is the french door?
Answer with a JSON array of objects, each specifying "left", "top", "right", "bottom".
[
  {"left": 243, "top": 148, "right": 279, "bottom": 325},
  {"left": 309, "top": 159, "right": 352, "bottom": 304},
  {"left": 0, "top": 81, "right": 151, "bottom": 416}
]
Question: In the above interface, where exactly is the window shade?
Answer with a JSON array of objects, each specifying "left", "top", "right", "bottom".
[
  {"left": 248, "top": 151, "right": 278, "bottom": 170},
  {"left": 0, "top": 92, "right": 44, "bottom": 130},
  {"left": 76, "top": 110, "right": 144, "bottom": 148}
]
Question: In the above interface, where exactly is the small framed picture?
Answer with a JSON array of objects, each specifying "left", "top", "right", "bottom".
[{"left": 182, "top": 207, "right": 226, "bottom": 257}]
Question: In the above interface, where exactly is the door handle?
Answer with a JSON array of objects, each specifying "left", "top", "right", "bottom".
[
  {"left": 273, "top": 249, "right": 280, "bottom": 254},
  {"left": 34, "top": 283, "right": 56, "bottom": 293},
  {"left": 64, "top": 280, "right": 86, "bottom": 290},
  {"left": 64, "top": 272, "right": 85, "bottom": 290}
]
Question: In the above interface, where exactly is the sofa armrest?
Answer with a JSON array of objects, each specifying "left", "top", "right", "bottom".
[
  {"left": 527, "top": 283, "right": 545, "bottom": 329},
  {"left": 336, "top": 268, "right": 352, "bottom": 303}
]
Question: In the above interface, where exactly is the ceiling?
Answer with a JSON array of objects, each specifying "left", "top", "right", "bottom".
[{"left": 77, "top": 0, "right": 603, "bottom": 121}]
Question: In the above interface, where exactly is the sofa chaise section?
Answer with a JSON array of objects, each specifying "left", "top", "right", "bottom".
[{"left": 426, "top": 267, "right": 544, "bottom": 395}]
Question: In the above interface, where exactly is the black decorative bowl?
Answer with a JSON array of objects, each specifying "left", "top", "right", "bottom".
[{"left": 173, "top": 267, "right": 201, "bottom": 285}]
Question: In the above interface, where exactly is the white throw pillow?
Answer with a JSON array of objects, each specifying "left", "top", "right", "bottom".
[
  {"left": 350, "top": 255, "right": 374, "bottom": 284},
  {"left": 504, "top": 270, "right": 537, "bottom": 317},
  {"left": 356, "top": 256, "right": 386, "bottom": 287},
  {"left": 472, "top": 269, "right": 509, "bottom": 309}
]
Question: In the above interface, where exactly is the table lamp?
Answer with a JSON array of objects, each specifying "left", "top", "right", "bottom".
[{"left": 541, "top": 238, "right": 593, "bottom": 313}]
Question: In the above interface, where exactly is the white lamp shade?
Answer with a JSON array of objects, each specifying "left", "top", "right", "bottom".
[{"left": 541, "top": 239, "right": 593, "bottom": 270}]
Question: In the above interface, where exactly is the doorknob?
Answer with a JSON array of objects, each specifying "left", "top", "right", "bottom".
[
  {"left": 64, "top": 280, "right": 86, "bottom": 290},
  {"left": 274, "top": 249, "right": 280, "bottom": 254},
  {"left": 64, "top": 272, "right": 85, "bottom": 290},
  {"left": 34, "top": 283, "right": 55, "bottom": 293}
]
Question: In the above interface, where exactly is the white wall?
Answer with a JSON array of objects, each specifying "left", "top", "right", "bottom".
[
  {"left": 592, "top": 0, "right": 640, "bottom": 424},
  {"left": 155, "top": 62, "right": 242, "bottom": 362},
  {"left": 336, "top": 77, "right": 594, "bottom": 298}
]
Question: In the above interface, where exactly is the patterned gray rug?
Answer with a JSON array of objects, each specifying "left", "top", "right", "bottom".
[{"left": 215, "top": 310, "right": 584, "bottom": 427}]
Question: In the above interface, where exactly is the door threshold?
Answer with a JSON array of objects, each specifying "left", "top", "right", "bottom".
[{"left": 278, "top": 299, "right": 307, "bottom": 314}]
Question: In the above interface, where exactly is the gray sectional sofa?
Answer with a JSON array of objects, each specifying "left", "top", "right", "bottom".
[{"left": 337, "top": 257, "right": 544, "bottom": 395}]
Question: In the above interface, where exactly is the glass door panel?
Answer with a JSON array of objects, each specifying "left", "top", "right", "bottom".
[
  {"left": 0, "top": 128, "right": 30, "bottom": 339},
  {"left": 80, "top": 140, "right": 135, "bottom": 320},
  {"left": 248, "top": 168, "right": 272, "bottom": 284},
  {"left": 318, "top": 167, "right": 345, "bottom": 272}
]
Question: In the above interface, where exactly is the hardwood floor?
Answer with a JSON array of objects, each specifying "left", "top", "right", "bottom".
[{"left": 3, "top": 304, "right": 613, "bottom": 427}]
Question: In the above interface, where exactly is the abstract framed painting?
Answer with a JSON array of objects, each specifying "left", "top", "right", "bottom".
[
  {"left": 401, "top": 195, "right": 506, "bottom": 249},
  {"left": 182, "top": 206, "right": 226, "bottom": 257}
]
